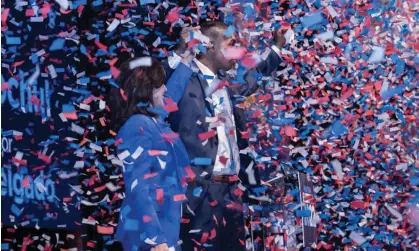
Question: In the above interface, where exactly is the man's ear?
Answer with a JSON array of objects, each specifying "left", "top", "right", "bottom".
[{"left": 207, "top": 42, "right": 215, "bottom": 52}]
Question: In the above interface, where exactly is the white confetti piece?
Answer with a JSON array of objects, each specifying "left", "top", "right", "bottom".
[
  {"left": 131, "top": 145, "right": 144, "bottom": 160},
  {"left": 157, "top": 156, "right": 166, "bottom": 169},
  {"left": 320, "top": 57, "right": 338, "bottom": 65},
  {"left": 385, "top": 203, "right": 403, "bottom": 221},
  {"left": 59, "top": 113, "right": 68, "bottom": 122},
  {"left": 331, "top": 159, "right": 343, "bottom": 180},
  {"left": 71, "top": 123, "right": 85, "bottom": 135},
  {"left": 153, "top": 37, "right": 161, "bottom": 47},
  {"left": 349, "top": 231, "right": 367, "bottom": 245},
  {"left": 107, "top": 19, "right": 120, "bottom": 32},
  {"left": 82, "top": 218, "right": 97, "bottom": 225},
  {"left": 368, "top": 46, "right": 385, "bottom": 64},
  {"left": 74, "top": 161, "right": 84, "bottom": 169},
  {"left": 317, "top": 31, "right": 334, "bottom": 41},
  {"left": 144, "top": 237, "right": 158, "bottom": 245},
  {"left": 129, "top": 57, "right": 152, "bottom": 69},
  {"left": 89, "top": 143, "right": 102, "bottom": 152},
  {"left": 118, "top": 150, "right": 130, "bottom": 160},
  {"left": 55, "top": 0, "right": 69, "bottom": 10},
  {"left": 327, "top": 5, "right": 338, "bottom": 18},
  {"left": 131, "top": 179, "right": 138, "bottom": 192},
  {"left": 47, "top": 65, "right": 57, "bottom": 79}
]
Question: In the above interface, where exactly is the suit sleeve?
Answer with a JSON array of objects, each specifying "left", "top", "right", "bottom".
[
  {"left": 169, "top": 80, "right": 215, "bottom": 167},
  {"left": 230, "top": 49, "right": 281, "bottom": 97},
  {"left": 164, "top": 62, "right": 193, "bottom": 104},
  {"left": 119, "top": 118, "right": 167, "bottom": 248}
]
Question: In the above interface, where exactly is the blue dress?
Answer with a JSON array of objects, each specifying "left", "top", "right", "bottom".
[
  {"left": 115, "top": 114, "right": 190, "bottom": 250},
  {"left": 114, "top": 62, "right": 192, "bottom": 250}
]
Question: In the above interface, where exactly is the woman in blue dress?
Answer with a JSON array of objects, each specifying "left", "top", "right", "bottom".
[{"left": 109, "top": 57, "right": 193, "bottom": 251}]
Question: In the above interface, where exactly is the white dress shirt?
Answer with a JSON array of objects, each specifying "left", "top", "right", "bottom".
[
  {"left": 191, "top": 46, "right": 281, "bottom": 176},
  {"left": 194, "top": 59, "right": 241, "bottom": 176}
]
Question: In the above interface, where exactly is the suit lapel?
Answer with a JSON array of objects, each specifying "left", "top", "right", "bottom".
[{"left": 195, "top": 72, "right": 215, "bottom": 116}]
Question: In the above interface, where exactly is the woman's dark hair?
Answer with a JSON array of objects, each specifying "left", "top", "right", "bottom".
[{"left": 108, "top": 57, "right": 166, "bottom": 131}]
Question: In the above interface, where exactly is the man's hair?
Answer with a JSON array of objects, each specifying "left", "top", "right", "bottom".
[
  {"left": 197, "top": 21, "right": 228, "bottom": 60},
  {"left": 200, "top": 21, "right": 228, "bottom": 43}
]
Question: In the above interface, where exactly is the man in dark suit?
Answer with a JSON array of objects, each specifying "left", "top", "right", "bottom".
[{"left": 167, "top": 21, "right": 285, "bottom": 250}]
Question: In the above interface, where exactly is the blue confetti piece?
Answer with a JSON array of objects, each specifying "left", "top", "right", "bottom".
[
  {"left": 140, "top": 0, "right": 155, "bottom": 4},
  {"left": 410, "top": 176, "right": 419, "bottom": 186},
  {"left": 92, "top": 0, "right": 103, "bottom": 6},
  {"left": 11, "top": 204, "right": 22, "bottom": 216},
  {"left": 62, "top": 104, "right": 76, "bottom": 113},
  {"left": 124, "top": 219, "right": 139, "bottom": 231},
  {"left": 6, "top": 36, "right": 21, "bottom": 45},
  {"left": 301, "top": 12, "right": 324, "bottom": 28},
  {"left": 224, "top": 25, "right": 236, "bottom": 37},
  {"left": 192, "top": 158, "right": 212, "bottom": 166},
  {"left": 50, "top": 38, "right": 66, "bottom": 51},
  {"left": 137, "top": 102, "right": 149, "bottom": 107},
  {"left": 271, "top": 118, "right": 295, "bottom": 125},
  {"left": 296, "top": 209, "right": 311, "bottom": 217},
  {"left": 331, "top": 121, "right": 348, "bottom": 136},
  {"left": 380, "top": 85, "right": 404, "bottom": 100},
  {"left": 193, "top": 187, "right": 203, "bottom": 197},
  {"left": 1, "top": 243, "right": 9, "bottom": 250}
]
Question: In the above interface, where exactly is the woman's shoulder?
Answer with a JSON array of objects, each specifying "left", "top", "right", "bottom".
[{"left": 118, "top": 114, "right": 156, "bottom": 137}]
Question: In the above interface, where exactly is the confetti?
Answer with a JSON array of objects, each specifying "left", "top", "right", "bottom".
[
  {"left": 1, "top": 0, "right": 417, "bottom": 250},
  {"left": 129, "top": 57, "right": 152, "bottom": 69}
]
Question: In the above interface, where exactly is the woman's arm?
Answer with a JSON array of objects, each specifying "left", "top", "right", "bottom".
[{"left": 164, "top": 62, "right": 193, "bottom": 104}]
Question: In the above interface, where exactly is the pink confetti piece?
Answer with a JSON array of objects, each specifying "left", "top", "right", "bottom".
[
  {"left": 166, "top": 8, "right": 180, "bottom": 24},
  {"left": 222, "top": 47, "right": 247, "bottom": 60}
]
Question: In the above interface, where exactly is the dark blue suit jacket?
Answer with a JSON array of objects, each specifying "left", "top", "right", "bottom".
[{"left": 167, "top": 50, "right": 281, "bottom": 209}]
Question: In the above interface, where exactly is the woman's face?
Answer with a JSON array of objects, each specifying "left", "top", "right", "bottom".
[{"left": 152, "top": 84, "right": 167, "bottom": 108}]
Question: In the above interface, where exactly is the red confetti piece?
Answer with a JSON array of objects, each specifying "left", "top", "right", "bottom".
[
  {"left": 166, "top": 8, "right": 180, "bottom": 24},
  {"left": 144, "top": 172, "right": 158, "bottom": 179},
  {"left": 110, "top": 66, "right": 120, "bottom": 79},
  {"left": 198, "top": 130, "right": 217, "bottom": 141},
  {"left": 148, "top": 150, "right": 167, "bottom": 156},
  {"left": 351, "top": 201, "right": 365, "bottom": 209},
  {"left": 187, "top": 39, "right": 199, "bottom": 48},
  {"left": 22, "top": 177, "right": 30, "bottom": 188},
  {"left": 97, "top": 225, "right": 114, "bottom": 235},
  {"left": 63, "top": 112, "right": 78, "bottom": 120},
  {"left": 213, "top": 215, "right": 219, "bottom": 226},
  {"left": 94, "top": 39, "right": 108, "bottom": 50},
  {"left": 163, "top": 103, "right": 178, "bottom": 113},
  {"left": 184, "top": 166, "right": 196, "bottom": 181},
  {"left": 1, "top": 8, "right": 10, "bottom": 24},
  {"left": 173, "top": 194, "right": 187, "bottom": 201},
  {"left": 209, "top": 228, "right": 216, "bottom": 240},
  {"left": 180, "top": 218, "right": 190, "bottom": 224},
  {"left": 219, "top": 155, "right": 228, "bottom": 165},
  {"left": 1, "top": 82, "right": 9, "bottom": 91},
  {"left": 38, "top": 152, "right": 51, "bottom": 164},
  {"left": 156, "top": 188, "right": 163, "bottom": 204},
  {"left": 209, "top": 200, "right": 218, "bottom": 207},
  {"left": 200, "top": 232, "right": 209, "bottom": 244},
  {"left": 120, "top": 89, "right": 127, "bottom": 101},
  {"left": 143, "top": 215, "right": 152, "bottom": 223}
]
